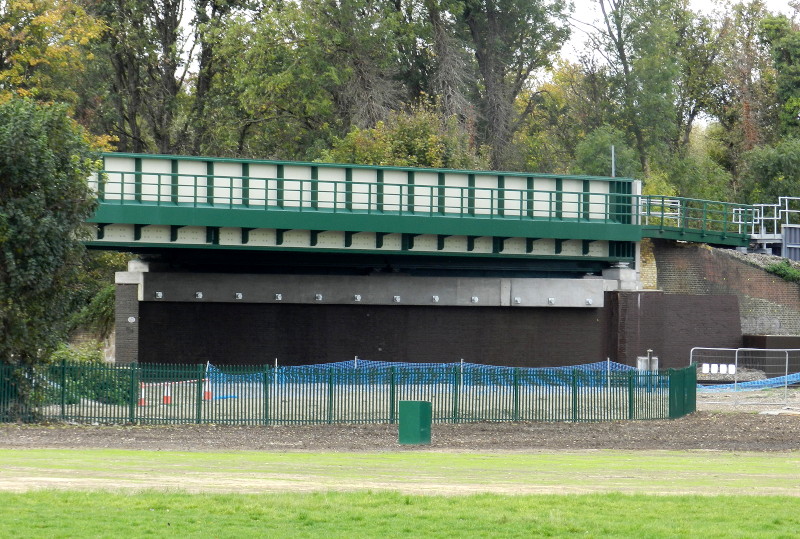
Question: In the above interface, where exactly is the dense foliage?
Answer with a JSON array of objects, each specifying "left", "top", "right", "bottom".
[
  {"left": 1, "top": 0, "right": 796, "bottom": 200},
  {"left": 0, "top": 99, "right": 98, "bottom": 367}
]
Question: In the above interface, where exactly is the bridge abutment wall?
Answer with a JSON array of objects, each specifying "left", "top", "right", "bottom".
[
  {"left": 114, "top": 269, "right": 740, "bottom": 369},
  {"left": 651, "top": 239, "right": 800, "bottom": 336}
]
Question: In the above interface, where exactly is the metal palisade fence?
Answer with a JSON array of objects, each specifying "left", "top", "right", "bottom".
[{"left": 0, "top": 360, "right": 696, "bottom": 425}]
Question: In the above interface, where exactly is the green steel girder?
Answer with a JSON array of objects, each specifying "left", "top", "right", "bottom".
[
  {"left": 642, "top": 225, "right": 749, "bottom": 247},
  {"left": 90, "top": 203, "right": 642, "bottom": 242},
  {"left": 84, "top": 239, "right": 634, "bottom": 264}
]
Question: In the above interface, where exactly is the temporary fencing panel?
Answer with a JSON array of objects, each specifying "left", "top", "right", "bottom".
[{"left": 0, "top": 360, "right": 695, "bottom": 425}]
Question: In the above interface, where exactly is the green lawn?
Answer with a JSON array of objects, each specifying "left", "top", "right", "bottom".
[
  {"left": 2, "top": 449, "right": 799, "bottom": 537},
  {"left": 1, "top": 490, "right": 799, "bottom": 538}
]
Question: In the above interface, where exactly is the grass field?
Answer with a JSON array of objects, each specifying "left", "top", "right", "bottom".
[
  {"left": 2, "top": 449, "right": 799, "bottom": 537},
  {"left": 1, "top": 490, "right": 799, "bottom": 538},
  {"left": 2, "top": 449, "right": 800, "bottom": 495}
]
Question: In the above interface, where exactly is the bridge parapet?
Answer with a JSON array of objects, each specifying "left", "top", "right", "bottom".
[{"left": 87, "top": 153, "right": 754, "bottom": 263}]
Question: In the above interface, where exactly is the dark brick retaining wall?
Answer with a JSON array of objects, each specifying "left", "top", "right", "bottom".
[{"left": 125, "top": 289, "right": 740, "bottom": 368}]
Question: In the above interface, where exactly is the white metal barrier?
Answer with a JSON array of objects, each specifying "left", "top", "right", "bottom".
[{"left": 689, "top": 347, "right": 800, "bottom": 407}]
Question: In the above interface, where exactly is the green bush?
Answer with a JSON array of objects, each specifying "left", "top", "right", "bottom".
[
  {"left": 43, "top": 343, "right": 131, "bottom": 406},
  {"left": 764, "top": 260, "right": 800, "bottom": 282}
]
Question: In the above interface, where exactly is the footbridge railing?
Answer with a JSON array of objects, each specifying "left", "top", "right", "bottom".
[{"left": 87, "top": 153, "right": 755, "bottom": 249}]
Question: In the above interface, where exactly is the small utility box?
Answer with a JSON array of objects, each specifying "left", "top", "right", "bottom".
[
  {"left": 398, "top": 400, "right": 432, "bottom": 445},
  {"left": 637, "top": 349, "right": 659, "bottom": 371}
]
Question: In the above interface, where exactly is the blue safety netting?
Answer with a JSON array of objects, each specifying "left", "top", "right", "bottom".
[
  {"left": 206, "top": 359, "right": 644, "bottom": 389},
  {"left": 697, "top": 371, "right": 800, "bottom": 392}
]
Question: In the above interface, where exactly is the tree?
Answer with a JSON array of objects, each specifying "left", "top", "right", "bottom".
[
  {"left": 456, "top": 0, "right": 570, "bottom": 169},
  {"left": 0, "top": 0, "right": 104, "bottom": 104},
  {"left": 707, "top": 1, "right": 778, "bottom": 188},
  {"left": 592, "top": 0, "right": 680, "bottom": 175},
  {"left": 741, "top": 137, "right": 800, "bottom": 203},
  {"left": 0, "top": 99, "right": 98, "bottom": 371},
  {"left": 572, "top": 124, "right": 641, "bottom": 179},
  {"left": 318, "top": 103, "right": 489, "bottom": 169},
  {"left": 760, "top": 14, "right": 800, "bottom": 137}
]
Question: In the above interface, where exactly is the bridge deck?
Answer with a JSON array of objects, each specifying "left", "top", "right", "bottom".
[{"left": 87, "top": 154, "right": 754, "bottom": 258}]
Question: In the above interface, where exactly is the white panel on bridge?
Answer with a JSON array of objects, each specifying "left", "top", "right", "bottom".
[
  {"left": 280, "top": 229, "right": 311, "bottom": 247},
  {"left": 98, "top": 224, "right": 135, "bottom": 242},
  {"left": 213, "top": 162, "right": 245, "bottom": 205},
  {"left": 471, "top": 236, "right": 493, "bottom": 253},
  {"left": 379, "top": 233, "right": 402, "bottom": 250},
  {"left": 562, "top": 179, "right": 584, "bottom": 219},
  {"left": 347, "top": 231, "right": 376, "bottom": 249},
  {"left": 586, "top": 241, "right": 607, "bottom": 257},
  {"left": 502, "top": 177, "right": 527, "bottom": 217},
  {"left": 139, "top": 225, "right": 171, "bottom": 243},
  {"left": 176, "top": 160, "right": 208, "bottom": 204},
  {"left": 139, "top": 159, "right": 171, "bottom": 202},
  {"left": 100, "top": 155, "right": 136, "bottom": 201},
  {"left": 473, "top": 175, "right": 497, "bottom": 215},
  {"left": 175, "top": 226, "right": 207, "bottom": 244},
  {"left": 282, "top": 165, "right": 312, "bottom": 208},
  {"left": 381, "top": 170, "right": 408, "bottom": 212},
  {"left": 443, "top": 173, "right": 469, "bottom": 214},
  {"left": 501, "top": 237, "right": 527, "bottom": 255},
  {"left": 219, "top": 227, "right": 242, "bottom": 245},
  {"left": 532, "top": 178, "right": 556, "bottom": 218},
  {"left": 412, "top": 171, "right": 439, "bottom": 214},
  {"left": 317, "top": 166, "right": 346, "bottom": 210},
  {"left": 351, "top": 168, "right": 379, "bottom": 211},
  {"left": 246, "top": 163, "right": 279, "bottom": 206},
  {"left": 242, "top": 228, "right": 276, "bottom": 246},
  {"left": 316, "top": 230, "right": 345, "bottom": 248}
]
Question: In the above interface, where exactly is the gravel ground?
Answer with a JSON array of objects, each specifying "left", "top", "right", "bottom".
[{"left": 1, "top": 410, "right": 799, "bottom": 452}]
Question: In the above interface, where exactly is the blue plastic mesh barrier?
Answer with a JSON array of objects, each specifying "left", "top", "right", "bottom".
[
  {"left": 206, "top": 359, "right": 637, "bottom": 389},
  {"left": 697, "top": 371, "right": 800, "bottom": 392}
]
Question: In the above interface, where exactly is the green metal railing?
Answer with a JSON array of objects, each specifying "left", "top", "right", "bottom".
[
  {"left": 641, "top": 195, "right": 755, "bottom": 245},
  {"left": 0, "top": 362, "right": 696, "bottom": 425},
  {"left": 88, "top": 157, "right": 755, "bottom": 247}
]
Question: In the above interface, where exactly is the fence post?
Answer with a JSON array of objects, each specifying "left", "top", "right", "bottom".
[
  {"left": 571, "top": 369, "right": 578, "bottom": 422},
  {"left": 668, "top": 369, "right": 679, "bottom": 419},
  {"left": 513, "top": 368, "right": 520, "bottom": 422},
  {"left": 263, "top": 365, "right": 270, "bottom": 426},
  {"left": 628, "top": 370, "right": 635, "bottom": 420},
  {"left": 60, "top": 359, "right": 67, "bottom": 420},
  {"left": 389, "top": 366, "right": 396, "bottom": 424},
  {"left": 327, "top": 368, "right": 334, "bottom": 425},
  {"left": 452, "top": 365, "right": 460, "bottom": 423},
  {"left": 195, "top": 364, "right": 205, "bottom": 424},
  {"left": 128, "top": 362, "right": 138, "bottom": 424}
]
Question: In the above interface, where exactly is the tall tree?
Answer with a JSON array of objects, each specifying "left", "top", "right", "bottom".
[
  {"left": 456, "top": 0, "right": 570, "bottom": 169},
  {"left": 592, "top": 0, "right": 681, "bottom": 174},
  {"left": 0, "top": 99, "right": 98, "bottom": 371},
  {"left": 706, "top": 1, "right": 777, "bottom": 192},
  {"left": 90, "top": 0, "right": 192, "bottom": 153},
  {"left": 760, "top": 14, "right": 800, "bottom": 137},
  {"left": 0, "top": 0, "right": 103, "bottom": 104}
]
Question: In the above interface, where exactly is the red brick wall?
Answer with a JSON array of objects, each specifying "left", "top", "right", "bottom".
[{"left": 652, "top": 240, "right": 800, "bottom": 335}]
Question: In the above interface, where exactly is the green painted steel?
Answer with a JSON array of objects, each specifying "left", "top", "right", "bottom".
[
  {"left": 398, "top": 400, "right": 433, "bottom": 444},
  {"left": 0, "top": 362, "right": 696, "bottom": 424},
  {"left": 87, "top": 153, "right": 755, "bottom": 252}
]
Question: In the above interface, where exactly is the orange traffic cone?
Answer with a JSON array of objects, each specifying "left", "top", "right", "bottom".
[
  {"left": 138, "top": 382, "right": 146, "bottom": 406},
  {"left": 203, "top": 378, "right": 213, "bottom": 401},
  {"left": 162, "top": 383, "right": 172, "bottom": 405}
]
